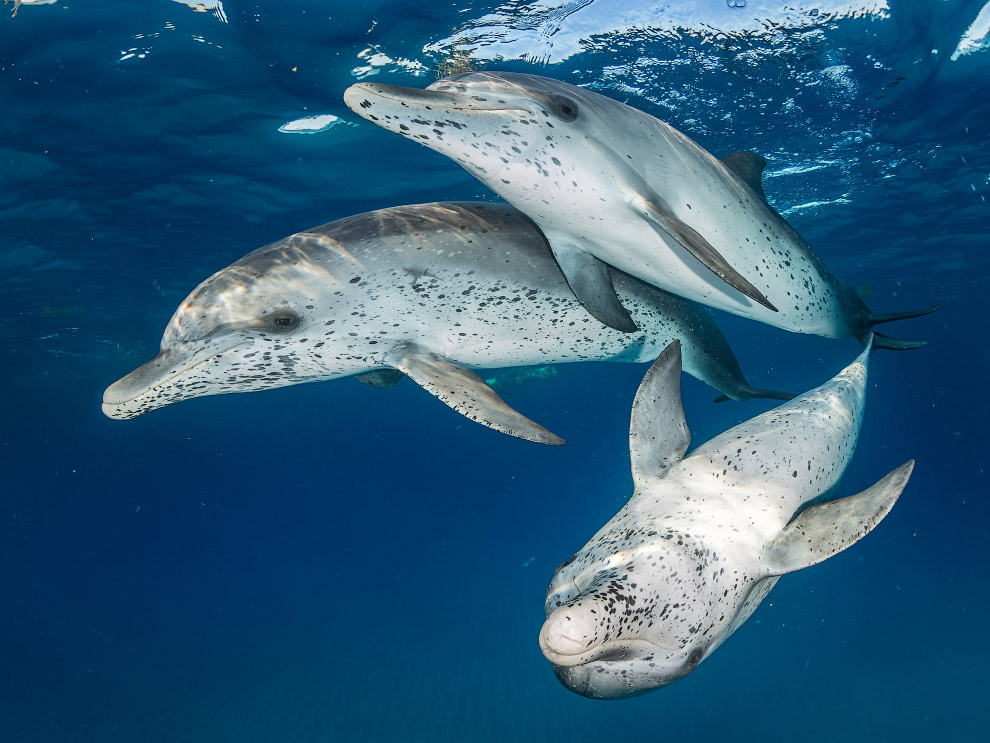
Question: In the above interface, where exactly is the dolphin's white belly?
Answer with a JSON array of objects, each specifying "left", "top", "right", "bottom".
[
  {"left": 516, "top": 181, "right": 849, "bottom": 338},
  {"left": 671, "top": 354, "right": 869, "bottom": 524}
]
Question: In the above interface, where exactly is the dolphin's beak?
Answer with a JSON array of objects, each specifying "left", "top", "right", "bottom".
[
  {"left": 540, "top": 603, "right": 604, "bottom": 666},
  {"left": 540, "top": 608, "right": 662, "bottom": 667},
  {"left": 344, "top": 82, "right": 524, "bottom": 117},
  {"left": 102, "top": 341, "right": 248, "bottom": 420},
  {"left": 541, "top": 606, "right": 684, "bottom": 699},
  {"left": 345, "top": 82, "right": 465, "bottom": 110}
]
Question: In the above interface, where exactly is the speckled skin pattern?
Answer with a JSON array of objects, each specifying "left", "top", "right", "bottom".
[
  {"left": 540, "top": 342, "right": 878, "bottom": 698},
  {"left": 344, "top": 72, "right": 881, "bottom": 337},
  {"left": 102, "top": 202, "right": 781, "bottom": 429}
]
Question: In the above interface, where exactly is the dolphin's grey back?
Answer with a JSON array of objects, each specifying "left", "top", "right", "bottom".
[{"left": 237, "top": 201, "right": 558, "bottom": 286}]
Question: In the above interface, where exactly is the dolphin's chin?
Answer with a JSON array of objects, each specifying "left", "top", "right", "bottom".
[
  {"left": 550, "top": 658, "right": 683, "bottom": 700},
  {"left": 102, "top": 340, "right": 251, "bottom": 420},
  {"left": 541, "top": 618, "right": 686, "bottom": 699}
]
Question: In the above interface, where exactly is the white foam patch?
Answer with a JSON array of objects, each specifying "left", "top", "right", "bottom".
[
  {"left": 951, "top": 1, "right": 990, "bottom": 60},
  {"left": 766, "top": 161, "right": 842, "bottom": 178},
  {"left": 277, "top": 114, "right": 353, "bottom": 134},
  {"left": 8, "top": 0, "right": 57, "bottom": 6},
  {"left": 351, "top": 46, "right": 428, "bottom": 79},
  {"left": 780, "top": 197, "right": 852, "bottom": 216},
  {"left": 170, "top": 0, "right": 228, "bottom": 23}
]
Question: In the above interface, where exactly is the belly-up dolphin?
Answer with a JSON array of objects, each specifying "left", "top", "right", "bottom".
[
  {"left": 344, "top": 72, "right": 936, "bottom": 341},
  {"left": 103, "top": 202, "right": 792, "bottom": 443},
  {"left": 540, "top": 335, "right": 913, "bottom": 698}
]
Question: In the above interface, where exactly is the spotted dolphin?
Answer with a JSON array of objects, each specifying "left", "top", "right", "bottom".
[
  {"left": 344, "top": 72, "right": 936, "bottom": 340},
  {"left": 540, "top": 336, "right": 913, "bottom": 697},
  {"left": 102, "top": 202, "right": 792, "bottom": 443}
]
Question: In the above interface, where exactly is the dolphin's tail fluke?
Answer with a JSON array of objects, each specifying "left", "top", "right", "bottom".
[
  {"left": 713, "top": 386, "right": 797, "bottom": 404},
  {"left": 855, "top": 304, "right": 938, "bottom": 351},
  {"left": 858, "top": 332, "right": 929, "bottom": 351},
  {"left": 867, "top": 304, "right": 940, "bottom": 326}
]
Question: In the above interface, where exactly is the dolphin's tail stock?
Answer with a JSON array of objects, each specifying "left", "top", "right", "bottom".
[{"left": 713, "top": 386, "right": 797, "bottom": 404}]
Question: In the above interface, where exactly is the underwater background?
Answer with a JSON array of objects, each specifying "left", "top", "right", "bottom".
[{"left": 1, "top": 1, "right": 986, "bottom": 740}]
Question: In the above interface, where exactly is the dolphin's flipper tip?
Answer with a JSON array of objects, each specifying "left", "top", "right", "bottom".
[
  {"left": 765, "top": 459, "right": 914, "bottom": 576},
  {"left": 388, "top": 344, "right": 566, "bottom": 445},
  {"left": 640, "top": 201, "right": 777, "bottom": 312},
  {"left": 550, "top": 243, "right": 639, "bottom": 332}
]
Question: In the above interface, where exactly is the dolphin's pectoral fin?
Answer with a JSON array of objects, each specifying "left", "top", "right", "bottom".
[
  {"left": 720, "top": 152, "right": 771, "bottom": 205},
  {"left": 353, "top": 369, "right": 405, "bottom": 388},
  {"left": 763, "top": 460, "right": 915, "bottom": 576},
  {"left": 628, "top": 340, "right": 691, "bottom": 487},
  {"left": 387, "top": 344, "right": 565, "bottom": 445},
  {"left": 550, "top": 243, "right": 639, "bottom": 333},
  {"left": 640, "top": 202, "right": 778, "bottom": 312}
]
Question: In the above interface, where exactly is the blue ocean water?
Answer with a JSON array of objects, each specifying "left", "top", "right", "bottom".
[{"left": 1, "top": 0, "right": 987, "bottom": 740}]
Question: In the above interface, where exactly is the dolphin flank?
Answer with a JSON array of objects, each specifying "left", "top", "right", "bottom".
[
  {"left": 540, "top": 335, "right": 913, "bottom": 698},
  {"left": 344, "top": 72, "right": 937, "bottom": 341},
  {"left": 103, "top": 202, "right": 792, "bottom": 443}
]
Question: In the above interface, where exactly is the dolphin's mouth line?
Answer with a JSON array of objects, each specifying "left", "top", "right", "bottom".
[
  {"left": 350, "top": 83, "right": 530, "bottom": 116},
  {"left": 392, "top": 97, "right": 527, "bottom": 116},
  {"left": 541, "top": 636, "right": 668, "bottom": 668},
  {"left": 104, "top": 341, "right": 251, "bottom": 407}
]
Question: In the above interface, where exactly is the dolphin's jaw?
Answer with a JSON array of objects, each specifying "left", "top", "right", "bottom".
[
  {"left": 539, "top": 621, "right": 669, "bottom": 667},
  {"left": 543, "top": 616, "right": 698, "bottom": 698},
  {"left": 102, "top": 340, "right": 254, "bottom": 419},
  {"left": 549, "top": 655, "right": 687, "bottom": 699}
]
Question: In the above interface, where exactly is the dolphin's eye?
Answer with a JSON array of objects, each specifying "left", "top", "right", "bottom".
[
  {"left": 686, "top": 648, "right": 704, "bottom": 667},
  {"left": 546, "top": 95, "right": 579, "bottom": 122},
  {"left": 267, "top": 311, "right": 301, "bottom": 332}
]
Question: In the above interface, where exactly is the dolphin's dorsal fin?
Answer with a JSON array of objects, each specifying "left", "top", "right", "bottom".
[
  {"left": 639, "top": 199, "right": 778, "bottom": 312},
  {"left": 763, "top": 460, "right": 914, "bottom": 576},
  {"left": 628, "top": 340, "right": 691, "bottom": 488},
  {"left": 386, "top": 343, "right": 565, "bottom": 445},
  {"left": 354, "top": 369, "right": 405, "bottom": 388},
  {"left": 549, "top": 242, "right": 639, "bottom": 333},
  {"left": 720, "top": 151, "right": 770, "bottom": 204}
]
